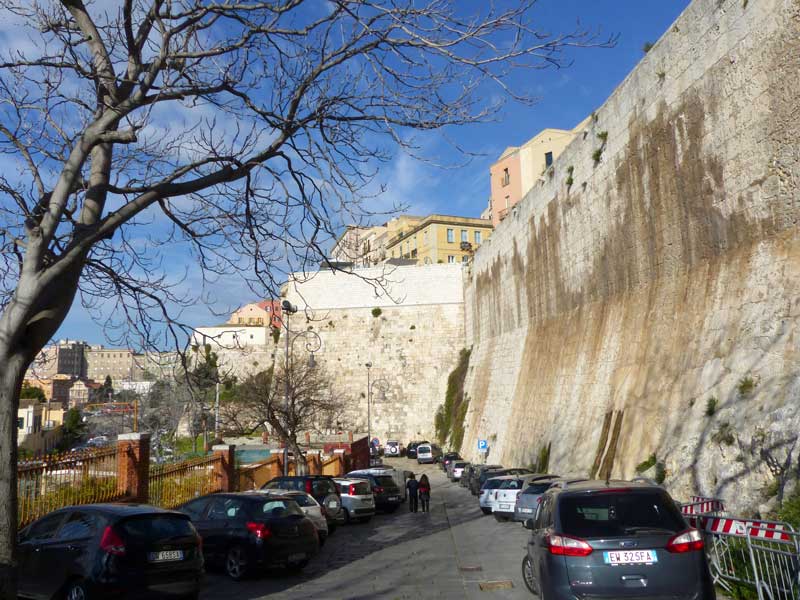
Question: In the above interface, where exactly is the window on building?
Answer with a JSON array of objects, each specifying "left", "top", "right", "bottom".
[
  {"left": 474, "top": 231, "right": 482, "bottom": 244},
  {"left": 545, "top": 151, "right": 553, "bottom": 167},
  {"left": 502, "top": 167, "right": 510, "bottom": 186},
  {"left": 461, "top": 230, "right": 468, "bottom": 242},
  {"left": 447, "top": 255, "right": 455, "bottom": 263},
  {"left": 505, "top": 195, "right": 510, "bottom": 209},
  {"left": 17, "top": 417, "right": 23, "bottom": 429},
  {"left": 447, "top": 229, "right": 454, "bottom": 243},
  {"left": 462, "top": 255, "right": 469, "bottom": 263}
]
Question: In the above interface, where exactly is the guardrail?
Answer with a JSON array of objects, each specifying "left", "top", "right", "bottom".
[
  {"left": 682, "top": 496, "right": 800, "bottom": 600},
  {"left": 18, "top": 447, "right": 123, "bottom": 526},
  {"left": 149, "top": 454, "right": 223, "bottom": 508}
]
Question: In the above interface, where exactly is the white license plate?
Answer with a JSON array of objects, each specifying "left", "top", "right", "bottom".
[
  {"left": 389, "top": 496, "right": 400, "bottom": 501},
  {"left": 603, "top": 550, "right": 658, "bottom": 565},
  {"left": 520, "top": 508, "right": 534, "bottom": 513},
  {"left": 328, "top": 501, "right": 338, "bottom": 508},
  {"left": 148, "top": 550, "right": 184, "bottom": 562},
  {"left": 288, "top": 553, "right": 305, "bottom": 562},
  {"left": 499, "top": 504, "right": 511, "bottom": 510}
]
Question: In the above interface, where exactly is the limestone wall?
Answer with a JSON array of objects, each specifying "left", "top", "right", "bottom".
[
  {"left": 284, "top": 264, "right": 466, "bottom": 444},
  {"left": 463, "top": 0, "right": 800, "bottom": 513}
]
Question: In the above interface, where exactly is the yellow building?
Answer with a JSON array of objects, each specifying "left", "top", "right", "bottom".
[{"left": 385, "top": 214, "right": 493, "bottom": 264}]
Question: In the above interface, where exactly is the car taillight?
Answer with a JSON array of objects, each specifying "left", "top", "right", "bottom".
[
  {"left": 99, "top": 526, "right": 126, "bottom": 556},
  {"left": 546, "top": 534, "right": 593, "bottom": 557},
  {"left": 305, "top": 480, "right": 313, "bottom": 494},
  {"left": 349, "top": 484, "right": 358, "bottom": 496},
  {"left": 666, "top": 529, "right": 704, "bottom": 553},
  {"left": 246, "top": 522, "right": 272, "bottom": 540},
  {"left": 373, "top": 486, "right": 384, "bottom": 493}
]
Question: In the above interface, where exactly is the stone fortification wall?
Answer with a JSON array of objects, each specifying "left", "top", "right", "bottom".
[
  {"left": 284, "top": 264, "right": 465, "bottom": 444},
  {"left": 463, "top": 0, "right": 800, "bottom": 512}
]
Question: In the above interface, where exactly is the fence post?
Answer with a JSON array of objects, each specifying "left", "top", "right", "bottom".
[
  {"left": 213, "top": 444, "right": 236, "bottom": 492},
  {"left": 117, "top": 433, "right": 150, "bottom": 502}
]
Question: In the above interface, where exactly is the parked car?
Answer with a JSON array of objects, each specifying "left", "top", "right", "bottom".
[
  {"left": 406, "top": 441, "right": 428, "bottom": 460},
  {"left": 18, "top": 503, "right": 203, "bottom": 600},
  {"left": 348, "top": 466, "right": 411, "bottom": 501},
  {"left": 334, "top": 478, "right": 376, "bottom": 523},
  {"left": 451, "top": 462, "right": 469, "bottom": 482},
  {"left": 262, "top": 475, "right": 345, "bottom": 532},
  {"left": 492, "top": 474, "right": 545, "bottom": 521},
  {"left": 521, "top": 480, "right": 715, "bottom": 599},
  {"left": 254, "top": 489, "right": 329, "bottom": 545},
  {"left": 346, "top": 472, "right": 403, "bottom": 512},
  {"left": 461, "top": 464, "right": 478, "bottom": 488},
  {"left": 415, "top": 443, "right": 442, "bottom": 464},
  {"left": 468, "top": 464, "right": 503, "bottom": 495},
  {"left": 479, "top": 475, "right": 517, "bottom": 515},
  {"left": 441, "top": 452, "right": 462, "bottom": 473},
  {"left": 384, "top": 440, "right": 404, "bottom": 457},
  {"left": 512, "top": 475, "right": 562, "bottom": 523},
  {"left": 474, "top": 467, "right": 532, "bottom": 495},
  {"left": 178, "top": 492, "right": 319, "bottom": 580}
]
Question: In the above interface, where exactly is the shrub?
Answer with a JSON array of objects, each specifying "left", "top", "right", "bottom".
[
  {"left": 705, "top": 396, "right": 718, "bottom": 417},
  {"left": 737, "top": 376, "right": 756, "bottom": 398},
  {"left": 778, "top": 487, "right": 800, "bottom": 529},
  {"left": 410, "top": 324, "right": 416, "bottom": 330},
  {"left": 763, "top": 478, "right": 780, "bottom": 498},
  {"left": 711, "top": 422, "right": 735, "bottom": 446},
  {"left": 371, "top": 307, "right": 382, "bottom": 318},
  {"left": 434, "top": 348, "right": 471, "bottom": 448},
  {"left": 643, "top": 41, "right": 654, "bottom": 53},
  {"left": 654, "top": 462, "right": 666, "bottom": 484},
  {"left": 656, "top": 70, "right": 666, "bottom": 81},
  {"left": 635, "top": 453, "right": 657, "bottom": 474},
  {"left": 533, "top": 443, "right": 551, "bottom": 473},
  {"left": 592, "top": 149, "right": 603, "bottom": 165},
  {"left": 566, "top": 176, "right": 574, "bottom": 187},
  {"left": 271, "top": 327, "right": 280, "bottom": 344},
  {"left": 596, "top": 131, "right": 608, "bottom": 144}
]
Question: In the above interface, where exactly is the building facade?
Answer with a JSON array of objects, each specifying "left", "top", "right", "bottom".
[
  {"left": 384, "top": 214, "right": 493, "bottom": 264},
  {"left": 228, "top": 300, "right": 283, "bottom": 329},
  {"left": 487, "top": 117, "right": 590, "bottom": 226},
  {"left": 84, "top": 346, "right": 145, "bottom": 382},
  {"left": 18, "top": 400, "right": 64, "bottom": 454},
  {"left": 23, "top": 375, "right": 74, "bottom": 406},
  {"left": 28, "top": 340, "right": 88, "bottom": 379}
]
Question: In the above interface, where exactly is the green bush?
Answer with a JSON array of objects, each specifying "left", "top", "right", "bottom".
[
  {"left": 737, "top": 376, "right": 755, "bottom": 398},
  {"left": 778, "top": 487, "right": 800, "bottom": 529},
  {"left": 643, "top": 41, "right": 654, "bottom": 53},
  {"left": 434, "top": 348, "right": 471, "bottom": 449},
  {"left": 654, "top": 462, "right": 666, "bottom": 484},
  {"left": 592, "top": 148, "right": 603, "bottom": 165},
  {"left": 711, "top": 422, "right": 735, "bottom": 446},
  {"left": 371, "top": 307, "right": 382, "bottom": 318},
  {"left": 533, "top": 443, "right": 551, "bottom": 473},
  {"left": 705, "top": 396, "right": 718, "bottom": 417},
  {"left": 597, "top": 131, "right": 608, "bottom": 143},
  {"left": 635, "top": 453, "right": 657, "bottom": 474}
]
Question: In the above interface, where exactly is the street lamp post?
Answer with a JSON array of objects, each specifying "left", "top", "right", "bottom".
[
  {"left": 364, "top": 362, "right": 389, "bottom": 459},
  {"left": 280, "top": 300, "right": 322, "bottom": 476}
]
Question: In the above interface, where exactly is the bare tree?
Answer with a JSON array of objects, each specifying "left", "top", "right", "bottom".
[
  {"left": 232, "top": 363, "right": 342, "bottom": 474},
  {"left": 0, "top": 0, "right": 612, "bottom": 591}
]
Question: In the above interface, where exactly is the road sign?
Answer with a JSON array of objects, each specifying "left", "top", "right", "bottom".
[
  {"left": 478, "top": 439, "right": 488, "bottom": 452},
  {"left": 371, "top": 437, "right": 380, "bottom": 447}
]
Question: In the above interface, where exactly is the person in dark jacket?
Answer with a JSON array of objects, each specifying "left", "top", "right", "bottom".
[
  {"left": 418, "top": 474, "right": 431, "bottom": 512},
  {"left": 406, "top": 473, "right": 419, "bottom": 512}
]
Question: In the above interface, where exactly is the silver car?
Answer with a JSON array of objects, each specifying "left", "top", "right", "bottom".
[
  {"left": 334, "top": 477, "right": 376, "bottom": 523},
  {"left": 513, "top": 475, "right": 566, "bottom": 523}
]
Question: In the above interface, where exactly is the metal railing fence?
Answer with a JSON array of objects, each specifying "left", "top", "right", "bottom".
[
  {"left": 18, "top": 447, "right": 122, "bottom": 527},
  {"left": 149, "top": 454, "right": 223, "bottom": 508}
]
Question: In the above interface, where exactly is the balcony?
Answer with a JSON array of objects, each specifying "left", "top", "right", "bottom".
[{"left": 497, "top": 208, "right": 509, "bottom": 221}]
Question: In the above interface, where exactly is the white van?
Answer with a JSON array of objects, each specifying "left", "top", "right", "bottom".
[
  {"left": 348, "top": 467, "right": 411, "bottom": 501},
  {"left": 416, "top": 443, "right": 441, "bottom": 464}
]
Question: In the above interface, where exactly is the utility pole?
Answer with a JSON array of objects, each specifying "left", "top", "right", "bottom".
[
  {"left": 365, "top": 362, "right": 372, "bottom": 455},
  {"left": 214, "top": 381, "right": 220, "bottom": 439}
]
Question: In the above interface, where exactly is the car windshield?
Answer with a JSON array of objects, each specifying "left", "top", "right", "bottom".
[
  {"left": 559, "top": 491, "right": 685, "bottom": 538},
  {"left": 251, "top": 499, "right": 304, "bottom": 518}
]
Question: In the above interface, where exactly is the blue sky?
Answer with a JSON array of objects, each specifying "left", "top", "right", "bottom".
[{"left": 51, "top": 0, "right": 690, "bottom": 347}]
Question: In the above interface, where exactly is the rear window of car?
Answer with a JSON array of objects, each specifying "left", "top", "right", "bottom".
[
  {"left": 119, "top": 515, "right": 195, "bottom": 541},
  {"left": 374, "top": 475, "right": 396, "bottom": 488},
  {"left": 290, "top": 494, "right": 316, "bottom": 507},
  {"left": 312, "top": 479, "right": 336, "bottom": 496},
  {"left": 559, "top": 491, "right": 685, "bottom": 538},
  {"left": 499, "top": 478, "right": 524, "bottom": 490},
  {"left": 523, "top": 482, "right": 554, "bottom": 494},
  {"left": 454, "top": 462, "right": 468, "bottom": 468},
  {"left": 264, "top": 478, "right": 300, "bottom": 491},
  {"left": 251, "top": 499, "right": 304, "bottom": 518},
  {"left": 483, "top": 479, "right": 506, "bottom": 490},
  {"left": 417, "top": 445, "right": 431, "bottom": 453},
  {"left": 387, "top": 441, "right": 399, "bottom": 447}
]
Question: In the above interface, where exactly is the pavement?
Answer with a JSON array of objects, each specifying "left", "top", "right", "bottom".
[{"left": 201, "top": 458, "right": 532, "bottom": 599}]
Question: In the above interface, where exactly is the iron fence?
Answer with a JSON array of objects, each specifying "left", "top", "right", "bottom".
[
  {"left": 149, "top": 454, "right": 223, "bottom": 508},
  {"left": 18, "top": 447, "right": 122, "bottom": 527}
]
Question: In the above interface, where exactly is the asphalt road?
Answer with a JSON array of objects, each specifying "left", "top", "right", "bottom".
[{"left": 200, "top": 458, "right": 533, "bottom": 600}]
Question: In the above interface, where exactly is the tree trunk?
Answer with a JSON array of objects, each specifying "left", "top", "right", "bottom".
[
  {"left": 0, "top": 349, "right": 27, "bottom": 599},
  {"left": 289, "top": 439, "right": 308, "bottom": 475}
]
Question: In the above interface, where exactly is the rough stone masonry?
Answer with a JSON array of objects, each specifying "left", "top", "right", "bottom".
[{"left": 461, "top": 0, "right": 800, "bottom": 513}]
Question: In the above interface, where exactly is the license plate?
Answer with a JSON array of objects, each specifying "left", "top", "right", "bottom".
[
  {"left": 520, "top": 508, "right": 534, "bottom": 513},
  {"left": 288, "top": 553, "right": 305, "bottom": 562},
  {"left": 328, "top": 501, "right": 338, "bottom": 508},
  {"left": 148, "top": 550, "right": 184, "bottom": 562},
  {"left": 499, "top": 504, "right": 511, "bottom": 510},
  {"left": 603, "top": 550, "right": 658, "bottom": 565}
]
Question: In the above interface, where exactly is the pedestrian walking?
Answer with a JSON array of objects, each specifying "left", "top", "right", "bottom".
[
  {"left": 406, "top": 472, "right": 419, "bottom": 513},
  {"left": 418, "top": 474, "right": 431, "bottom": 513}
]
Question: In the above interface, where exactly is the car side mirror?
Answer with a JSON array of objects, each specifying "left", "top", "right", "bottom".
[{"left": 524, "top": 519, "right": 536, "bottom": 530}]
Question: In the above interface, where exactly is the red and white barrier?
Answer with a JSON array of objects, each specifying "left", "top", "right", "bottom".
[{"left": 704, "top": 517, "right": 793, "bottom": 542}]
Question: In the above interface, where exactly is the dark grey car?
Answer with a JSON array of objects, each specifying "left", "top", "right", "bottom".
[{"left": 521, "top": 480, "right": 715, "bottom": 599}]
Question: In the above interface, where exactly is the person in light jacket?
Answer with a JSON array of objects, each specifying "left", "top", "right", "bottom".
[{"left": 418, "top": 474, "right": 431, "bottom": 513}]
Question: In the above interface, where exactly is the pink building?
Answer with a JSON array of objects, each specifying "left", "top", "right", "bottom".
[{"left": 228, "top": 300, "right": 282, "bottom": 329}]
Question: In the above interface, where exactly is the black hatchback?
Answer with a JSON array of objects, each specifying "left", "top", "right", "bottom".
[
  {"left": 18, "top": 503, "right": 203, "bottom": 600},
  {"left": 521, "top": 480, "right": 715, "bottom": 599},
  {"left": 347, "top": 473, "right": 403, "bottom": 512},
  {"left": 177, "top": 492, "right": 319, "bottom": 580}
]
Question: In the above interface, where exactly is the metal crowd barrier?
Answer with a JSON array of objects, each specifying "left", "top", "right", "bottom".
[{"left": 682, "top": 496, "right": 800, "bottom": 600}]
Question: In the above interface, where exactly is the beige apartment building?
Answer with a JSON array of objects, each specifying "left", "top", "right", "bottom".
[
  {"left": 85, "top": 346, "right": 145, "bottom": 382},
  {"left": 385, "top": 214, "right": 493, "bottom": 265},
  {"left": 18, "top": 399, "right": 64, "bottom": 454},
  {"left": 487, "top": 117, "right": 590, "bottom": 226}
]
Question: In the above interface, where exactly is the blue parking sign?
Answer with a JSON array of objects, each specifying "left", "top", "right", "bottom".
[{"left": 478, "top": 439, "right": 488, "bottom": 451}]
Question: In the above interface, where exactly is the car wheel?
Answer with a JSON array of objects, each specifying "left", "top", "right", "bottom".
[
  {"left": 225, "top": 545, "right": 249, "bottom": 581},
  {"left": 481, "top": 507, "right": 492, "bottom": 515},
  {"left": 522, "top": 555, "right": 539, "bottom": 595},
  {"left": 64, "top": 580, "right": 90, "bottom": 600}
]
